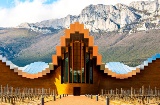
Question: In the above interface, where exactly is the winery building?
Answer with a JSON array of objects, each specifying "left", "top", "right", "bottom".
[{"left": 0, "top": 22, "right": 160, "bottom": 95}]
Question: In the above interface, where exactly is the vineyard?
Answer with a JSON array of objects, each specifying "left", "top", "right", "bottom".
[
  {"left": 1, "top": 85, "right": 160, "bottom": 105},
  {"left": 88, "top": 86, "right": 160, "bottom": 105},
  {"left": 0, "top": 85, "right": 66, "bottom": 105}
]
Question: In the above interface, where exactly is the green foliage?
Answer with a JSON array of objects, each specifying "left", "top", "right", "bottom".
[{"left": 1, "top": 28, "right": 160, "bottom": 67}]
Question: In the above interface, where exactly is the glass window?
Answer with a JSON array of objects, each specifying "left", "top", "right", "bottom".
[
  {"left": 69, "top": 68, "right": 72, "bottom": 83},
  {"left": 65, "top": 57, "right": 68, "bottom": 82},
  {"left": 61, "top": 59, "right": 65, "bottom": 83},
  {"left": 86, "top": 53, "right": 90, "bottom": 83},
  {"left": 90, "top": 67, "right": 93, "bottom": 84},
  {"left": 62, "top": 41, "right": 93, "bottom": 84}
]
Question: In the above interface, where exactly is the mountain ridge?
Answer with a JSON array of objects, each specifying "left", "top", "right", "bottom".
[{"left": 17, "top": 0, "right": 160, "bottom": 34}]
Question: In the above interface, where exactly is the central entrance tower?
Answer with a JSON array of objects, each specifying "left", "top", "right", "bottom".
[
  {"left": 61, "top": 32, "right": 93, "bottom": 84},
  {"left": 52, "top": 22, "right": 102, "bottom": 95}
]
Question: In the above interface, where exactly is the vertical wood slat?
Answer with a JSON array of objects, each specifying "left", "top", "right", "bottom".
[
  {"left": 83, "top": 46, "right": 86, "bottom": 83},
  {"left": 77, "top": 42, "right": 78, "bottom": 83},
  {"left": 88, "top": 51, "right": 90, "bottom": 84},
  {"left": 64, "top": 50, "right": 66, "bottom": 83},
  {"left": 68, "top": 47, "right": 70, "bottom": 83},
  {"left": 72, "top": 41, "right": 74, "bottom": 83},
  {"left": 92, "top": 57, "right": 93, "bottom": 84},
  {"left": 81, "top": 40, "right": 82, "bottom": 83},
  {"left": 89, "top": 52, "right": 90, "bottom": 84},
  {"left": 60, "top": 59, "right": 62, "bottom": 83},
  {"left": 66, "top": 47, "right": 68, "bottom": 52}
]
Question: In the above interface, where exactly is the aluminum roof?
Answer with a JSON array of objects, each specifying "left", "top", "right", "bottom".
[
  {"left": 105, "top": 53, "right": 160, "bottom": 74},
  {"left": 22, "top": 62, "right": 49, "bottom": 74},
  {"left": 137, "top": 53, "right": 160, "bottom": 69},
  {"left": 105, "top": 62, "right": 133, "bottom": 74}
]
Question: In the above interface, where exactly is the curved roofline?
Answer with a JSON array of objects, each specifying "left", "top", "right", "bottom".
[
  {"left": 0, "top": 53, "right": 160, "bottom": 79},
  {"left": 0, "top": 55, "right": 53, "bottom": 79},
  {"left": 104, "top": 67, "right": 140, "bottom": 79},
  {"left": 52, "top": 22, "right": 102, "bottom": 66},
  {"left": 14, "top": 67, "right": 51, "bottom": 79},
  {"left": 102, "top": 53, "right": 160, "bottom": 79}
]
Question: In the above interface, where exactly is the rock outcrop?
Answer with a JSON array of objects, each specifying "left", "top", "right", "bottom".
[{"left": 17, "top": 0, "right": 160, "bottom": 33}]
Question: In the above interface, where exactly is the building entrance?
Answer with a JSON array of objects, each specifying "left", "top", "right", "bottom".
[{"left": 73, "top": 87, "right": 81, "bottom": 96}]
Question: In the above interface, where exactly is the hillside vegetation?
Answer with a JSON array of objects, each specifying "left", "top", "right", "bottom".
[{"left": 0, "top": 28, "right": 160, "bottom": 67}]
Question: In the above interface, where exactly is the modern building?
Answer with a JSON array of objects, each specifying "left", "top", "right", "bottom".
[{"left": 0, "top": 22, "right": 160, "bottom": 95}]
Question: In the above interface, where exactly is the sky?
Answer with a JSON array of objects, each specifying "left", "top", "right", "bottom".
[{"left": 0, "top": 0, "right": 149, "bottom": 27}]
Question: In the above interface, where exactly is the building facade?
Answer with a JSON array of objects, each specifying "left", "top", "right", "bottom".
[{"left": 0, "top": 22, "right": 160, "bottom": 95}]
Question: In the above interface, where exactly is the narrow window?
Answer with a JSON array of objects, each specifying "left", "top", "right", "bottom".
[
  {"left": 90, "top": 66, "right": 93, "bottom": 84},
  {"left": 61, "top": 58, "right": 65, "bottom": 83},
  {"left": 86, "top": 53, "right": 90, "bottom": 83},
  {"left": 65, "top": 54, "right": 68, "bottom": 82},
  {"left": 69, "top": 46, "right": 72, "bottom": 83}
]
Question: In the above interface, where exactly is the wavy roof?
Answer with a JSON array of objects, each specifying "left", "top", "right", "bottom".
[
  {"left": 137, "top": 53, "right": 160, "bottom": 69},
  {"left": 105, "top": 62, "right": 134, "bottom": 74},
  {"left": 105, "top": 54, "right": 160, "bottom": 75},
  {"left": 0, "top": 53, "right": 160, "bottom": 79},
  {"left": 0, "top": 55, "right": 52, "bottom": 79},
  {"left": 22, "top": 62, "right": 49, "bottom": 74},
  {"left": 103, "top": 53, "right": 160, "bottom": 79}
]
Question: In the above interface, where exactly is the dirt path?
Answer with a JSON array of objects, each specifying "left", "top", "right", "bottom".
[{"left": 45, "top": 95, "right": 106, "bottom": 105}]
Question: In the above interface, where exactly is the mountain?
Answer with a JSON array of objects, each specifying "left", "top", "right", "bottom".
[
  {"left": 0, "top": 0, "right": 160, "bottom": 67},
  {"left": 18, "top": 0, "right": 160, "bottom": 33},
  {"left": 1, "top": 27, "right": 160, "bottom": 67},
  {"left": 0, "top": 28, "right": 62, "bottom": 66}
]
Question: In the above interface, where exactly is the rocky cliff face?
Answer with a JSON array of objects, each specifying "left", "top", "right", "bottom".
[
  {"left": 18, "top": 0, "right": 160, "bottom": 33},
  {"left": 129, "top": 0, "right": 160, "bottom": 13}
]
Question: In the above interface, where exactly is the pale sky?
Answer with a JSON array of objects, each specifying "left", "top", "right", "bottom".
[{"left": 0, "top": 0, "right": 150, "bottom": 27}]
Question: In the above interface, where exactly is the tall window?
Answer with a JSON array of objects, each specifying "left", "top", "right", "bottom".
[
  {"left": 65, "top": 54, "right": 68, "bottom": 82},
  {"left": 69, "top": 47, "right": 72, "bottom": 83},
  {"left": 86, "top": 53, "right": 89, "bottom": 83},
  {"left": 61, "top": 41, "right": 93, "bottom": 84},
  {"left": 61, "top": 53, "right": 68, "bottom": 83}
]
